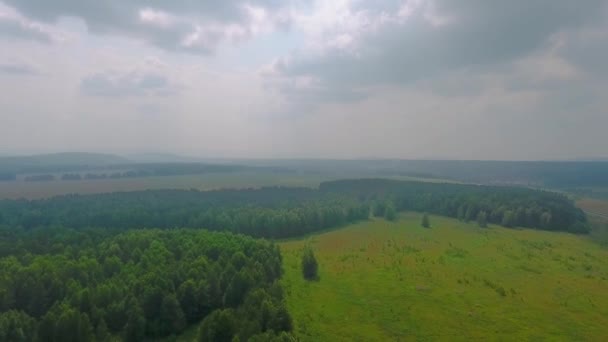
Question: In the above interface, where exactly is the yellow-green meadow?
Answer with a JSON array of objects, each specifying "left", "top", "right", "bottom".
[{"left": 280, "top": 213, "right": 608, "bottom": 341}]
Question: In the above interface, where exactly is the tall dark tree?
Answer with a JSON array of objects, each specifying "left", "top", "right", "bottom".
[
  {"left": 301, "top": 246, "right": 319, "bottom": 281},
  {"left": 421, "top": 213, "right": 430, "bottom": 228}
]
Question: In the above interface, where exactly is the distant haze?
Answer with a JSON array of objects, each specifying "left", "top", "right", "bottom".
[{"left": 1, "top": 1, "right": 607, "bottom": 160}]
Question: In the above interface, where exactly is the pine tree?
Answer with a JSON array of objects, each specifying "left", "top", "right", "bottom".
[
  {"left": 421, "top": 213, "right": 430, "bottom": 228},
  {"left": 301, "top": 246, "right": 319, "bottom": 280}
]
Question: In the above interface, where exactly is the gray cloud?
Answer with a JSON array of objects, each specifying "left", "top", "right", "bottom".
[
  {"left": 2, "top": 0, "right": 284, "bottom": 22},
  {"left": 2, "top": 0, "right": 292, "bottom": 53},
  {"left": 274, "top": 0, "right": 607, "bottom": 102},
  {"left": 80, "top": 71, "right": 178, "bottom": 97},
  {"left": 0, "top": 11, "right": 53, "bottom": 42},
  {"left": 1, "top": 0, "right": 607, "bottom": 160},
  {"left": 0, "top": 62, "right": 39, "bottom": 75}
]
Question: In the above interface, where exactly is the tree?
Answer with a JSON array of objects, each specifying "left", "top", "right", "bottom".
[
  {"left": 540, "top": 212, "right": 552, "bottom": 228},
  {"left": 0, "top": 310, "right": 37, "bottom": 342},
  {"left": 267, "top": 304, "right": 293, "bottom": 333},
  {"left": 464, "top": 206, "right": 475, "bottom": 223},
  {"left": 54, "top": 306, "right": 93, "bottom": 342},
  {"left": 95, "top": 318, "right": 110, "bottom": 342},
  {"left": 501, "top": 210, "right": 516, "bottom": 228},
  {"left": 421, "top": 213, "right": 430, "bottom": 228},
  {"left": 457, "top": 205, "right": 466, "bottom": 221},
  {"left": 372, "top": 201, "right": 384, "bottom": 217},
  {"left": 159, "top": 294, "right": 186, "bottom": 335},
  {"left": 384, "top": 201, "right": 397, "bottom": 221},
  {"left": 476, "top": 211, "right": 488, "bottom": 228},
  {"left": 178, "top": 280, "right": 199, "bottom": 323},
  {"left": 198, "top": 309, "right": 236, "bottom": 342},
  {"left": 301, "top": 246, "right": 318, "bottom": 281},
  {"left": 123, "top": 304, "right": 146, "bottom": 342}
]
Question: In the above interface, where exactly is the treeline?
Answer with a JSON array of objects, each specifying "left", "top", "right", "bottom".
[
  {"left": 2, "top": 162, "right": 288, "bottom": 183},
  {"left": 0, "top": 187, "right": 369, "bottom": 241},
  {"left": 6, "top": 163, "right": 290, "bottom": 183},
  {"left": 0, "top": 179, "right": 589, "bottom": 239},
  {"left": 24, "top": 175, "right": 55, "bottom": 182},
  {"left": 321, "top": 179, "right": 589, "bottom": 233},
  {"left": 0, "top": 229, "right": 294, "bottom": 341},
  {"left": 0, "top": 173, "right": 16, "bottom": 181}
]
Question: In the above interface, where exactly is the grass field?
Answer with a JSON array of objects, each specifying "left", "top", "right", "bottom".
[
  {"left": 0, "top": 172, "right": 448, "bottom": 199},
  {"left": 577, "top": 198, "right": 608, "bottom": 220},
  {"left": 0, "top": 172, "right": 328, "bottom": 199},
  {"left": 280, "top": 213, "right": 608, "bottom": 341}
]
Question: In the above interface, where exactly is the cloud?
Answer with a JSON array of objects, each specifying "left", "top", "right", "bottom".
[
  {"left": 268, "top": 0, "right": 608, "bottom": 104},
  {"left": 0, "top": 62, "right": 39, "bottom": 75},
  {"left": 0, "top": 3, "right": 56, "bottom": 42},
  {"left": 2, "top": 0, "right": 294, "bottom": 53},
  {"left": 1, "top": 0, "right": 608, "bottom": 160},
  {"left": 80, "top": 71, "right": 179, "bottom": 97}
]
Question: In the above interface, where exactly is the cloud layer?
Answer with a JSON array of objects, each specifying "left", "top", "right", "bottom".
[
  {"left": 2, "top": 0, "right": 293, "bottom": 52},
  {"left": 0, "top": 0, "right": 607, "bottom": 159}
]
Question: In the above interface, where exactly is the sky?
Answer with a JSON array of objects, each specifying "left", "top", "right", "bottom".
[{"left": 0, "top": 0, "right": 607, "bottom": 160}]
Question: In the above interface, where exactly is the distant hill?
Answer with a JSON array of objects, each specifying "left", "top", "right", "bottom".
[
  {"left": 125, "top": 152, "right": 203, "bottom": 163},
  {"left": 0, "top": 152, "right": 131, "bottom": 174}
]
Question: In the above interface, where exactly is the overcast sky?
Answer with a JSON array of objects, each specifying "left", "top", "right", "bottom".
[{"left": 1, "top": 0, "right": 607, "bottom": 160}]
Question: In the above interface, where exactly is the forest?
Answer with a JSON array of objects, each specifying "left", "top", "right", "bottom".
[
  {"left": 321, "top": 179, "right": 589, "bottom": 233},
  {"left": 0, "top": 178, "right": 592, "bottom": 341},
  {"left": 0, "top": 229, "right": 294, "bottom": 341},
  {"left": 0, "top": 179, "right": 588, "bottom": 240}
]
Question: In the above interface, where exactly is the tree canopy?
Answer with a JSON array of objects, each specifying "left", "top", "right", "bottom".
[{"left": 0, "top": 229, "right": 295, "bottom": 341}]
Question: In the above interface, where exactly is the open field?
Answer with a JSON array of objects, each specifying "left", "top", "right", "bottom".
[
  {"left": 577, "top": 198, "right": 608, "bottom": 221},
  {"left": 0, "top": 172, "right": 326, "bottom": 199},
  {"left": 280, "top": 213, "right": 608, "bottom": 341},
  {"left": 0, "top": 172, "right": 449, "bottom": 199}
]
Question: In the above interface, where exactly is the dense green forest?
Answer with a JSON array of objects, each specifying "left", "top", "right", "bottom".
[
  {"left": 0, "top": 179, "right": 588, "bottom": 238},
  {"left": 0, "top": 229, "right": 294, "bottom": 341},
  {"left": 321, "top": 179, "right": 589, "bottom": 233},
  {"left": 0, "top": 188, "right": 369, "bottom": 242}
]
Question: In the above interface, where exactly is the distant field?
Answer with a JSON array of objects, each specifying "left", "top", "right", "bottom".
[
  {"left": 280, "top": 214, "right": 608, "bottom": 341},
  {"left": 0, "top": 172, "right": 448, "bottom": 199},
  {"left": 577, "top": 198, "right": 608, "bottom": 222},
  {"left": 0, "top": 172, "right": 324, "bottom": 199}
]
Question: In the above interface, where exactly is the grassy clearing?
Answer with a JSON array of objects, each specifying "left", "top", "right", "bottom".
[{"left": 280, "top": 213, "right": 608, "bottom": 341}]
